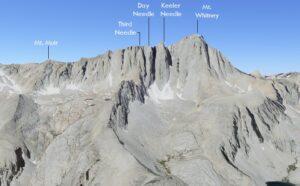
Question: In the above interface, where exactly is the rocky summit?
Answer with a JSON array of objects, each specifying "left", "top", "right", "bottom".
[{"left": 0, "top": 35, "right": 300, "bottom": 186}]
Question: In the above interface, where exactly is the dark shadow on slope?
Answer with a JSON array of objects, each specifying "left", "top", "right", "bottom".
[{"left": 266, "top": 181, "right": 296, "bottom": 186}]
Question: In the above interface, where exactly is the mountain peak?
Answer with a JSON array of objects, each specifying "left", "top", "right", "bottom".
[{"left": 0, "top": 34, "right": 300, "bottom": 186}]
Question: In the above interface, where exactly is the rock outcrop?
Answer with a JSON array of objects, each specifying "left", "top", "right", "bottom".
[{"left": 0, "top": 35, "right": 299, "bottom": 186}]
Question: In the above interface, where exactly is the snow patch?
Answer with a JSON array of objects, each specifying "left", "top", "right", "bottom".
[
  {"left": 176, "top": 79, "right": 182, "bottom": 89},
  {"left": 176, "top": 92, "right": 185, "bottom": 100},
  {"left": 234, "top": 85, "right": 245, "bottom": 93},
  {"left": 148, "top": 82, "right": 174, "bottom": 103},
  {"left": 31, "top": 160, "right": 37, "bottom": 165},
  {"left": 225, "top": 81, "right": 233, "bottom": 87},
  {"left": 66, "top": 83, "right": 81, "bottom": 91},
  {"left": 0, "top": 70, "right": 22, "bottom": 94},
  {"left": 288, "top": 105, "right": 300, "bottom": 114},
  {"left": 247, "top": 85, "right": 253, "bottom": 92},
  {"left": 38, "top": 84, "right": 60, "bottom": 95},
  {"left": 176, "top": 79, "right": 185, "bottom": 100},
  {"left": 225, "top": 81, "right": 245, "bottom": 93},
  {"left": 107, "top": 72, "right": 113, "bottom": 87}
]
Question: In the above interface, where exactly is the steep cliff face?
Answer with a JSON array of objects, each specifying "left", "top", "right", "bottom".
[{"left": 0, "top": 35, "right": 299, "bottom": 186}]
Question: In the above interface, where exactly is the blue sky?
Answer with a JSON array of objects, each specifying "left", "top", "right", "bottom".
[{"left": 0, "top": 0, "right": 299, "bottom": 75}]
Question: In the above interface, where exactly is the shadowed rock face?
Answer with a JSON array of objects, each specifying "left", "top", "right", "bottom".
[{"left": 0, "top": 35, "right": 300, "bottom": 186}]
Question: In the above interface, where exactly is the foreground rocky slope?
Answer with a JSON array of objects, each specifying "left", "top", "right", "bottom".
[{"left": 0, "top": 35, "right": 299, "bottom": 186}]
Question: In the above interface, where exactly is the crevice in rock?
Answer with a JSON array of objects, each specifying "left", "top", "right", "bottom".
[
  {"left": 151, "top": 47, "right": 157, "bottom": 84},
  {"left": 82, "top": 61, "right": 88, "bottom": 77},
  {"left": 14, "top": 148, "right": 25, "bottom": 174},
  {"left": 272, "top": 83, "right": 283, "bottom": 104},
  {"left": 165, "top": 46, "right": 172, "bottom": 67},
  {"left": 59, "top": 63, "right": 72, "bottom": 81},
  {"left": 85, "top": 169, "right": 89, "bottom": 181},
  {"left": 220, "top": 146, "right": 238, "bottom": 170},
  {"left": 139, "top": 48, "right": 148, "bottom": 86},
  {"left": 220, "top": 145, "right": 252, "bottom": 182},
  {"left": 204, "top": 43, "right": 211, "bottom": 69},
  {"left": 230, "top": 116, "right": 240, "bottom": 161},
  {"left": 257, "top": 108, "right": 271, "bottom": 131},
  {"left": 120, "top": 49, "right": 125, "bottom": 70},
  {"left": 232, "top": 116, "right": 241, "bottom": 149},
  {"left": 176, "top": 60, "right": 180, "bottom": 73},
  {"left": 245, "top": 107, "right": 264, "bottom": 143},
  {"left": 0, "top": 147, "right": 27, "bottom": 186}
]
